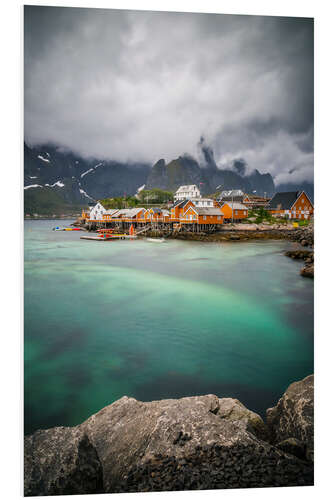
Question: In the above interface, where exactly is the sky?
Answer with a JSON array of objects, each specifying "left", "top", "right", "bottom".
[{"left": 24, "top": 6, "right": 314, "bottom": 185}]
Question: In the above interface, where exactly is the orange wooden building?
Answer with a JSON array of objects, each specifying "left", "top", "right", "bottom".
[
  {"left": 102, "top": 209, "right": 120, "bottom": 221},
  {"left": 170, "top": 200, "right": 194, "bottom": 221},
  {"left": 180, "top": 206, "right": 224, "bottom": 225},
  {"left": 268, "top": 191, "right": 313, "bottom": 220},
  {"left": 220, "top": 202, "right": 248, "bottom": 221}
]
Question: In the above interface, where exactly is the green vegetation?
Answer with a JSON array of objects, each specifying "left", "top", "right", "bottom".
[
  {"left": 207, "top": 192, "right": 220, "bottom": 199},
  {"left": 246, "top": 207, "right": 311, "bottom": 225},
  {"left": 100, "top": 189, "right": 173, "bottom": 210},
  {"left": 100, "top": 196, "right": 139, "bottom": 209},
  {"left": 247, "top": 207, "right": 276, "bottom": 224},
  {"left": 298, "top": 219, "right": 311, "bottom": 226},
  {"left": 137, "top": 188, "right": 173, "bottom": 204},
  {"left": 24, "top": 187, "right": 83, "bottom": 216}
]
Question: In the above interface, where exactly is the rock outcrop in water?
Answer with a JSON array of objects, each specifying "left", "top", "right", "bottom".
[
  {"left": 266, "top": 374, "right": 314, "bottom": 461},
  {"left": 24, "top": 375, "right": 314, "bottom": 495}
]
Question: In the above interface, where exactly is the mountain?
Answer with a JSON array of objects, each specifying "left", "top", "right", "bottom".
[
  {"left": 24, "top": 143, "right": 150, "bottom": 214},
  {"left": 146, "top": 156, "right": 206, "bottom": 192},
  {"left": 24, "top": 141, "right": 311, "bottom": 214},
  {"left": 146, "top": 156, "right": 275, "bottom": 197}
]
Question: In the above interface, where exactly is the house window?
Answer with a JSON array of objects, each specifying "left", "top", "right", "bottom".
[
  {"left": 244, "top": 210, "right": 246, "bottom": 215},
  {"left": 217, "top": 216, "right": 221, "bottom": 220},
  {"left": 203, "top": 216, "right": 206, "bottom": 220},
  {"left": 302, "top": 199, "right": 304, "bottom": 204}
]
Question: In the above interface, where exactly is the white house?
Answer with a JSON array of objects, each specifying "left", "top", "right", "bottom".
[
  {"left": 89, "top": 202, "right": 107, "bottom": 220},
  {"left": 191, "top": 198, "right": 214, "bottom": 208},
  {"left": 174, "top": 184, "right": 201, "bottom": 201}
]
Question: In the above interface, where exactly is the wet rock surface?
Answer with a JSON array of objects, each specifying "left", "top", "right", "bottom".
[
  {"left": 284, "top": 226, "right": 314, "bottom": 277},
  {"left": 284, "top": 248, "right": 314, "bottom": 278},
  {"left": 267, "top": 374, "right": 314, "bottom": 461},
  {"left": 300, "top": 263, "right": 314, "bottom": 278},
  {"left": 25, "top": 379, "right": 314, "bottom": 495}
]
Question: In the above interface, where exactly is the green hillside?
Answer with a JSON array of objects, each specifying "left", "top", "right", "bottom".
[{"left": 24, "top": 187, "right": 84, "bottom": 215}]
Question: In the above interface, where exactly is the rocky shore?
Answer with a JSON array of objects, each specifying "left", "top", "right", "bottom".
[
  {"left": 285, "top": 249, "right": 314, "bottom": 278},
  {"left": 24, "top": 374, "right": 314, "bottom": 495},
  {"left": 140, "top": 223, "right": 313, "bottom": 243},
  {"left": 283, "top": 226, "right": 314, "bottom": 277},
  {"left": 144, "top": 224, "right": 315, "bottom": 277}
]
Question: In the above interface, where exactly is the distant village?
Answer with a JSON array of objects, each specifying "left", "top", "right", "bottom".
[{"left": 80, "top": 185, "right": 314, "bottom": 233}]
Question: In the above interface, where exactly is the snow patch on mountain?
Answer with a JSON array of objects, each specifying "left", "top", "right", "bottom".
[
  {"left": 79, "top": 188, "right": 95, "bottom": 200},
  {"left": 81, "top": 168, "right": 94, "bottom": 178},
  {"left": 37, "top": 154, "right": 50, "bottom": 163},
  {"left": 81, "top": 162, "right": 104, "bottom": 178},
  {"left": 24, "top": 184, "right": 43, "bottom": 190}
]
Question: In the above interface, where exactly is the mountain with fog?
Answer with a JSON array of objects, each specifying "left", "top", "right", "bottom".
[
  {"left": 24, "top": 141, "right": 312, "bottom": 214},
  {"left": 146, "top": 154, "right": 275, "bottom": 197},
  {"left": 24, "top": 143, "right": 150, "bottom": 213}
]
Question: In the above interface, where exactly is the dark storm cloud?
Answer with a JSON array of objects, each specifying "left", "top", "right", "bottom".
[{"left": 24, "top": 6, "right": 313, "bottom": 184}]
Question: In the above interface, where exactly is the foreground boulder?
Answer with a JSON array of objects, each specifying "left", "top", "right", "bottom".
[
  {"left": 25, "top": 391, "right": 314, "bottom": 495},
  {"left": 24, "top": 426, "right": 103, "bottom": 496},
  {"left": 266, "top": 375, "right": 314, "bottom": 461}
]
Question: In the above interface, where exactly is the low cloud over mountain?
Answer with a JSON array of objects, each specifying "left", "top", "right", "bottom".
[{"left": 25, "top": 7, "right": 313, "bottom": 188}]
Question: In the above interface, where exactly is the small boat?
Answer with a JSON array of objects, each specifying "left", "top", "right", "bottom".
[
  {"left": 53, "top": 227, "right": 82, "bottom": 231},
  {"left": 146, "top": 238, "right": 166, "bottom": 243},
  {"left": 81, "top": 233, "right": 127, "bottom": 241}
]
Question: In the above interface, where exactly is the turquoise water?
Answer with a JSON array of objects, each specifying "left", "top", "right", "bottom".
[{"left": 24, "top": 220, "right": 313, "bottom": 435}]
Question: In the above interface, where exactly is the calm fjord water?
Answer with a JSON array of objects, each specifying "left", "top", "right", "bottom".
[{"left": 24, "top": 220, "right": 313, "bottom": 435}]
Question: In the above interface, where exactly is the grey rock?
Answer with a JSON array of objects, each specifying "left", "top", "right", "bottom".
[
  {"left": 25, "top": 390, "right": 314, "bottom": 495},
  {"left": 81, "top": 394, "right": 266, "bottom": 492},
  {"left": 24, "top": 426, "right": 103, "bottom": 496},
  {"left": 300, "top": 263, "right": 314, "bottom": 278},
  {"left": 266, "top": 374, "right": 314, "bottom": 459},
  {"left": 216, "top": 397, "right": 269, "bottom": 441},
  {"left": 276, "top": 438, "right": 306, "bottom": 460}
]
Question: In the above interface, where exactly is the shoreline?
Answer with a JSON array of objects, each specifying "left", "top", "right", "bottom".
[{"left": 26, "top": 218, "right": 314, "bottom": 276}]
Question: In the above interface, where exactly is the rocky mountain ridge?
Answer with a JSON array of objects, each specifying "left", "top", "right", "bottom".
[
  {"left": 24, "top": 374, "right": 313, "bottom": 495},
  {"left": 146, "top": 155, "right": 275, "bottom": 197}
]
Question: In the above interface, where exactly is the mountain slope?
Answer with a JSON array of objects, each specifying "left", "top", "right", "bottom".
[
  {"left": 24, "top": 143, "right": 150, "bottom": 213},
  {"left": 146, "top": 156, "right": 275, "bottom": 197}
]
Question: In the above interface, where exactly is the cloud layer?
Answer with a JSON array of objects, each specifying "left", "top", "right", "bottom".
[{"left": 24, "top": 7, "right": 313, "bottom": 184}]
